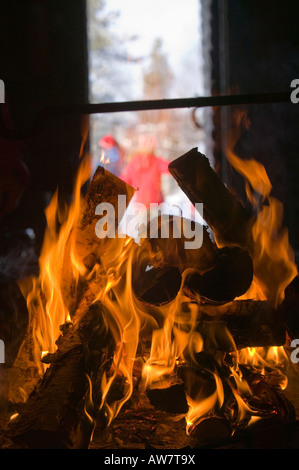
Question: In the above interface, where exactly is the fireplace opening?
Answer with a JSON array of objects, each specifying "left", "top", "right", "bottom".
[{"left": 0, "top": 0, "right": 299, "bottom": 452}]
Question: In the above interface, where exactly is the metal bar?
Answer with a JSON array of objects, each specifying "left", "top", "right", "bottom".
[{"left": 0, "top": 92, "right": 291, "bottom": 140}]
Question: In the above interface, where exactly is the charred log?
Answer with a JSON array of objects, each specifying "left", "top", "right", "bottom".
[
  {"left": 146, "top": 379, "right": 189, "bottom": 414},
  {"left": 281, "top": 276, "right": 299, "bottom": 340},
  {"left": 189, "top": 417, "right": 231, "bottom": 446},
  {"left": 133, "top": 265, "right": 182, "bottom": 305},
  {"left": 133, "top": 216, "right": 253, "bottom": 304},
  {"left": 8, "top": 294, "right": 115, "bottom": 449},
  {"left": 146, "top": 217, "right": 217, "bottom": 274},
  {"left": 183, "top": 246, "right": 253, "bottom": 302},
  {"left": 8, "top": 166, "right": 135, "bottom": 404},
  {"left": 200, "top": 300, "right": 286, "bottom": 349},
  {"left": 177, "top": 300, "right": 286, "bottom": 351},
  {"left": 187, "top": 367, "right": 295, "bottom": 448},
  {"left": 132, "top": 218, "right": 216, "bottom": 305}
]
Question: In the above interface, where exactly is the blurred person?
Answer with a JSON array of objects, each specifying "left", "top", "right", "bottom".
[
  {"left": 98, "top": 134, "right": 124, "bottom": 177},
  {"left": 120, "top": 135, "right": 170, "bottom": 208}
]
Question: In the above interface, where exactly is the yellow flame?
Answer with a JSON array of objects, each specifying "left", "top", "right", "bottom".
[
  {"left": 226, "top": 110, "right": 298, "bottom": 308},
  {"left": 9, "top": 413, "right": 19, "bottom": 422},
  {"left": 185, "top": 374, "right": 224, "bottom": 435},
  {"left": 84, "top": 374, "right": 96, "bottom": 429},
  {"left": 17, "top": 155, "right": 92, "bottom": 378},
  {"left": 14, "top": 112, "right": 296, "bottom": 436},
  {"left": 100, "top": 150, "right": 110, "bottom": 168}
]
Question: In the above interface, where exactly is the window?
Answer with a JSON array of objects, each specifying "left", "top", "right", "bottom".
[{"left": 87, "top": 0, "right": 209, "bottom": 216}]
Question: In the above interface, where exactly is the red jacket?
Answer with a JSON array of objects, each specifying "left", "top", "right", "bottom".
[{"left": 120, "top": 153, "right": 170, "bottom": 208}]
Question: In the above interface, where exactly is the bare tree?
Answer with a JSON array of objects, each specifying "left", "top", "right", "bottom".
[
  {"left": 88, "top": 0, "right": 133, "bottom": 103},
  {"left": 142, "top": 38, "right": 173, "bottom": 100}
]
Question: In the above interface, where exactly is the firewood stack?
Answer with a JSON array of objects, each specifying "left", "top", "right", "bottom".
[{"left": 6, "top": 148, "right": 298, "bottom": 449}]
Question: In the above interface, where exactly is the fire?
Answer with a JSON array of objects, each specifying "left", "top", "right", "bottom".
[
  {"left": 15, "top": 153, "right": 92, "bottom": 388},
  {"left": 226, "top": 109, "right": 298, "bottom": 307},
  {"left": 11, "top": 109, "right": 297, "bottom": 443},
  {"left": 100, "top": 150, "right": 110, "bottom": 168},
  {"left": 141, "top": 109, "right": 297, "bottom": 433},
  {"left": 185, "top": 373, "right": 224, "bottom": 435}
]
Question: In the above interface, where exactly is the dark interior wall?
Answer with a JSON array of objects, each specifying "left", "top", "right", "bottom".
[
  {"left": 0, "top": 0, "right": 88, "bottom": 124},
  {"left": 210, "top": 0, "right": 299, "bottom": 252},
  {"left": 0, "top": 0, "right": 88, "bottom": 239}
]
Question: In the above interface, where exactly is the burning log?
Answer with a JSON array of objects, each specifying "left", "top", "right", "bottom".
[
  {"left": 132, "top": 220, "right": 215, "bottom": 304},
  {"left": 199, "top": 300, "right": 287, "bottom": 349},
  {"left": 144, "top": 299, "right": 286, "bottom": 418},
  {"left": 74, "top": 165, "right": 135, "bottom": 262},
  {"left": 280, "top": 276, "right": 299, "bottom": 340},
  {"left": 186, "top": 366, "right": 295, "bottom": 448},
  {"left": 178, "top": 300, "right": 287, "bottom": 350},
  {"left": 183, "top": 246, "right": 253, "bottom": 303},
  {"left": 146, "top": 217, "right": 217, "bottom": 274},
  {"left": 146, "top": 379, "right": 189, "bottom": 414},
  {"left": 189, "top": 416, "right": 231, "bottom": 446},
  {"left": 8, "top": 291, "right": 115, "bottom": 449},
  {"left": 133, "top": 265, "right": 182, "bottom": 305},
  {"left": 7, "top": 166, "right": 138, "bottom": 447},
  {"left": 61, "top": 165, "right": 135, "bottom": 314},
  {"left": 8, "top": 165, "right": 135, "bottom": 403},
  {"left": 168, "top": 148, "right": 255, "bottom": 249},
  {"left": 5, "top": 145, "right": 295, "bottom": 450},
  {"left": 133, "top": 216, "right": 253, "bottom": 304}
]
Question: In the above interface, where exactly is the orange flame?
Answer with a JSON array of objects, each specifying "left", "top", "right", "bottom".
[
  {"left": 226, "top": 109, "right": 297, "bottom": 307},
  {"left": 185, "top": 373, "right": 224, "bottom": 435},
  {"left": 14, "top": 110, "right": 296, "bottom": 436},
  {"left": 17, "top": 154, "right": 92, "bottom": 379}
]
